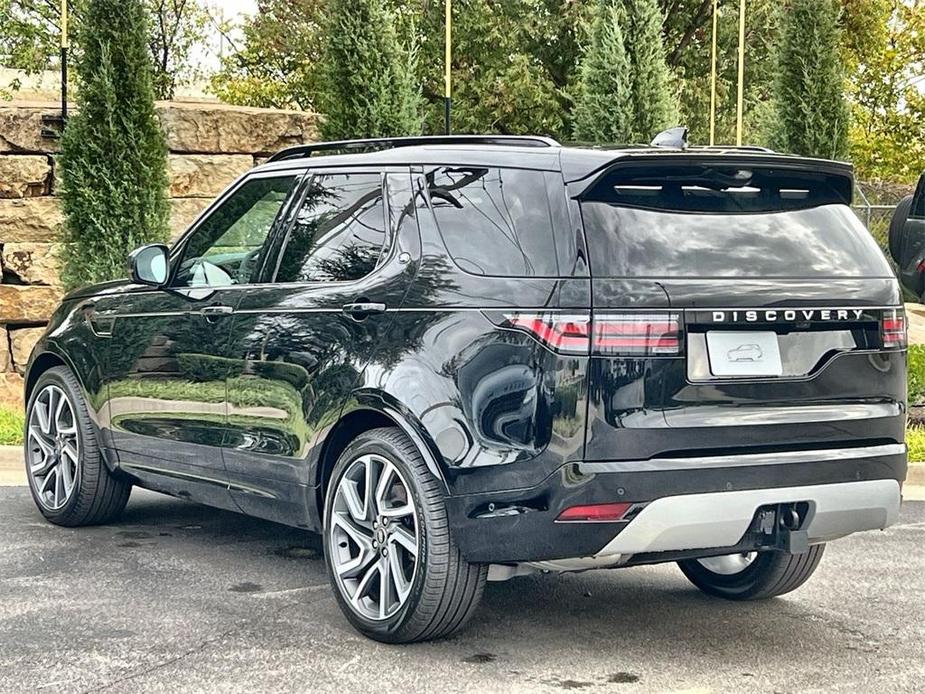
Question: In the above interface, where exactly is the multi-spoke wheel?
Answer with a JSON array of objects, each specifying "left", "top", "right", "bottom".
[
  {"left": 329, "top": 453, "right": 419, "bottom": 620},
  {"left": 323, "top": 427, "right": 487, "bottom": 643},
  {"left": 27, "top": 385, "right": 80, "bottom": 511},
  {"left": 678, "top": 545, "right": 825, "bottom": 600},
  {"left": 25, "top": 366, "right": 131, "bottom": 526}
]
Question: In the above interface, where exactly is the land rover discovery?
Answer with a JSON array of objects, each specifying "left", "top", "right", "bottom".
[{"left": 23, "top": 134, "right": 908, "bottom": 643}]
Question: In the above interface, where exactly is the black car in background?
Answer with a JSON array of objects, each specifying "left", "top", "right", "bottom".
[{"left": 23, "top": 135, "right": 908, "bottom": 643}]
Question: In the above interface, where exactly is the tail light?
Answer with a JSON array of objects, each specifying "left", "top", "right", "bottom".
[
  {"left": 495, "top": 311, "right": 682, "bottom": 356},
  {"left": 593, "top": 313, "right": 682, "bottom": 356},
  {"left": 882, "top": 308, "right": 907, "bottom": 349}
]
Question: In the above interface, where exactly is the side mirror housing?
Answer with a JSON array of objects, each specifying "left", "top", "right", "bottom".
[
  {"left": 889, "top": 173, "right": 925, "bottom": 300},
  {"left": 129, "top": 244, "right": 169, "bottom": 287}
]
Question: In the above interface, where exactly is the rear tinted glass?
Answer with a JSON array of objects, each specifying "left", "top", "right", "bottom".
[
  {"left": 580, "top": 164, "right": 891, "bottom": 278},
  {"left": 428, "top": 167, "right": 559, "bottom": 277}
]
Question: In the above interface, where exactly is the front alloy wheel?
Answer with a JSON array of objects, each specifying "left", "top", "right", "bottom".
[
  {"left": 323, "top": 427, "right": 487, "bottom": 643},
  {"left": 329, "top": 453, "right": 420, "bottom": 620},
  {"left": 25, "top": 366, "right": 131, "bottom": 526},
  {"left": 27, "top": 384, "right": 80, "bottom": 511}
]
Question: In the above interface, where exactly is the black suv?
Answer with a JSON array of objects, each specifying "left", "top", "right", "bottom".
[{"left": 24, "top": 135, "right": 907, "bottom": 643}]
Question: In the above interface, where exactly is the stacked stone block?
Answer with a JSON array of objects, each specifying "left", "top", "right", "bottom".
[{"left": 0, "top": 101, "right": 320, "bottom": 407}]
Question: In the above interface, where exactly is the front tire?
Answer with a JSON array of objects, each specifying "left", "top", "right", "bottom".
[
  {"left": 678, "top": 545, "right": 825, "bottom": 600},
  {"left": 25, "top": 366, "right": 131, "bottom": 526},
  {"left": 323, "top": 427, "right": 487, "bottom": 643}
]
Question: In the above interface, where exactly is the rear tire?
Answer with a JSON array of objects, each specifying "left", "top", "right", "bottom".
[
  {"left": 678, "top": 545, "right": 825, "bottom": 600},
  {"left": 888, "top": 195, "right": 913, "bottom": 263},
  {"left": 323, "top": 427, "right": 487, "bottom": 643},
  {"left": 25, "top": 366, "right": 131, "bottom": 527}
]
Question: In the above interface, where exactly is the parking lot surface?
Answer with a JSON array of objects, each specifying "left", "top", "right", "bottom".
[{"left": 0, "top": 486, "right": 923, "bottom": 694}]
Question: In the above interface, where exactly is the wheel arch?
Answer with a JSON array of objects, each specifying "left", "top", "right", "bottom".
[
  {"left": 314, "top": 395, "right": 450, "bottom": 527},
  {"left": 25, "top": 348, "right": 75, "bottom": 405}
]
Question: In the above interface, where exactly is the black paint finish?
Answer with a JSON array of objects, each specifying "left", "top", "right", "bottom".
[{"left": 23, "top": 143, "right": 908, "bottom": 563}]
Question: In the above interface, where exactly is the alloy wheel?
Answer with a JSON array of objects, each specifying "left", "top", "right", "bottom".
[
  {"left": 27, "top": 385, "right": 80, "bottom": 511},
  {"left": 697, "top": 552, "right": 758, "bottom": 576},
  {"left": 329, "top": 453, "right": 420, "bottom": 621}
]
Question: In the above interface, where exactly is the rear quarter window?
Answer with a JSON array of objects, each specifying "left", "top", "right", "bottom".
[
  {"left": 580, "top": 163, "right": 893, "bottom": 278},
  {"left": 428, "top": 167, "right": 560, "bottom": 277}
]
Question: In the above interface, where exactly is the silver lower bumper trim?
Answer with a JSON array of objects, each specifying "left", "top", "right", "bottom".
[
  {"left": 594, "top": 479, "right": 901, "bottom": 558},
  {"left": 578, "top": 443, "right": 906, "bottom": 474}
]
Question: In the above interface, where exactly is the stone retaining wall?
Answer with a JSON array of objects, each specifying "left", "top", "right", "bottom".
[{"left": 0, "top": 101, "right": 320, "bottom": 407}]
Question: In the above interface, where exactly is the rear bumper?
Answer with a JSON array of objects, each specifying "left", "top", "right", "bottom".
[{"left": 446, "top": 443, "right": 906, "bottom": 564}]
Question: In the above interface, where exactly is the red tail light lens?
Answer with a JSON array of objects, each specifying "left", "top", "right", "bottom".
[
  {"left": 882, "top": 308, "right": 907, "bottom": 349},
  {"left": 494, "top": 311, "right": 683, "bottom": 356},
  {"left": 557, "top": 502, "right": 633, "bottom": 522},
  {"left": 502, "top": 313, "right": 591, "bottom": 355},
  {"left": 593, "top": 313, "right": 682, "bottom": 355}
]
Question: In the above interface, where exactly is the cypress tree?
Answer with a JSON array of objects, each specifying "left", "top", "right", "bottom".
[
  {"left": 58, "top": 0, "right": 169, "bottom": 291},
  {"left": 317, "top": 0, "right": 423, "bottom": 140},
  {"left": 622, "top": 0, "right": 678, "bottom": 142},
  {"left": 572, "top": 1, "right": 633, "bottom": 142},
  {"left": 767, "top": 0, "right": 849, "bottom": 159},
  {"left": 572, "top": 0, "right": 677, "bottom": 143}
]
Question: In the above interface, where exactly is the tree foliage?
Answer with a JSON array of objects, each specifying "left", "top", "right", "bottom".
[
  {"left": 0, "top": 0, "right": 207, "bottom": 99},
  {"left": 58, "top": 0, "right": 169, "bottom": 290},
  {"left": 573, "top": 0, "right": 677, "bottom": 143},
  {"left": 316, "top": 0, "right": 422, "bottom": 139},
  {"left": 849, "top": 0, "right": 925, "bottom": 183},
  {"left": 767, "top": 0, "right": 850, "bottom": 159},
  {"left": 572, "top": 1, "right": 633, "bottom": 141},
  {"left": 210, "top": 0, "right": 324, "bottom": 110}
]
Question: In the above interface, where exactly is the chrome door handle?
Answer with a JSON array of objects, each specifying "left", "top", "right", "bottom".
[
  {"left": 342, "top": 302, "right": 387, "bottom": 318},
  {"left": 198, "top": 305, "right": 235, "bottom": 321}
]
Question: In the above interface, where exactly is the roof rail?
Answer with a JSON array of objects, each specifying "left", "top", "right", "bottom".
[
  {"left": 267, "top": 135, "right": 561, "bottom": 163},
  {"left": 692, "top": 144, "right": 777, "bottom": 154}
]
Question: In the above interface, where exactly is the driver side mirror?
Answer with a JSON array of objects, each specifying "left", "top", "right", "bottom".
[{"left": 129, "top": 244, "right": 169, "bottom": 287}]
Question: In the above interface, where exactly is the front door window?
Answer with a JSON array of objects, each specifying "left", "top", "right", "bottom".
[{"left": 173, "top": 175, "right": 297, "bottom": 288}]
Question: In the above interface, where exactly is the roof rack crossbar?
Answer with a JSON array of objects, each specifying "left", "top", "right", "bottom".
[{"left": 267, "top": 135, "right": 560, "bottom": 163}]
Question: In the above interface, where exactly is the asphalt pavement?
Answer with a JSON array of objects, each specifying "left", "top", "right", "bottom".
[{"left": 0, "top": 486, "right": 923, "bottom": 694}]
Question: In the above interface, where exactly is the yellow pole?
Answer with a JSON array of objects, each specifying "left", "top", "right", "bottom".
[
  {"left": 709, "top": 0, "right": 718, "bottom": 145},
  {"left": 444, "top": 0, "right": 452, "bottom": 135},
  {"left": 60, "top": 0, "right": 69, "bottom": 119},
  {"left": 735, "top": 0, "right": 746, "bottom": 146}
]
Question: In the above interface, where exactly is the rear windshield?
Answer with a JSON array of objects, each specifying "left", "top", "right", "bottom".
[{"left": 580, "top": 163, "right": 892, "bottom": 278}]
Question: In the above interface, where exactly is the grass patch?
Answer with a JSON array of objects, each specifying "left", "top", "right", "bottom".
[
  {"left": 0, "top": 407, "right": 24, "bottom": 446},
  {"left": 908, "top": 426, "right": 925, "bottom": 463},
  {"left": 909, "top": 345, "right": 925, "bottom": 405}
]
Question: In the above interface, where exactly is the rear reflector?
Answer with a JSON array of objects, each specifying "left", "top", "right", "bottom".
[
  {"left": 882, "top": 308, "right": 907, "bottom": 349},
  {"left": 496, "top": 311, "right": 682, "bottom": 356},
  {"left": 557, "top": 502, "right": 633, "bottom": 522}
]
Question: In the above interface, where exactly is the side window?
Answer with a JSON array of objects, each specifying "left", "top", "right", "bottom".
[
  {"left": 913, "top": 174, "right": 925, "bottom": 218},
  {"left": 173, "top": 175, "right": 296, "bottom": 288},
  {"left": 276, "top": 172, "right": 388, "bottom": 283},
  {"left": 427, "top": 167, "right": 559, "bottom": 277}
]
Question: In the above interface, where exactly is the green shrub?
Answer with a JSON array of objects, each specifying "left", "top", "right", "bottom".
[
  {"left": 0, "top": 407, "right": 24, "bottom": 446},
  {"left": 908, "top": 345, "right": 925, "bottom": 405},
  {"left": 572, "top": 0, "right": 677, "bottom": 143},
  {"left": 767, "top": 0, "right": 849, "bottom": 158},
  {"left": 58, "top": 0, "right": 169, "bottom": 291},
  {"left": 317, "top": 0, "right": 422, "bottom": 139}
]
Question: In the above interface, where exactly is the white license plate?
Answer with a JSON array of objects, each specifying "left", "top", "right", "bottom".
[{"left": 706, "top": 331, "right": 783, "bottom": 377}]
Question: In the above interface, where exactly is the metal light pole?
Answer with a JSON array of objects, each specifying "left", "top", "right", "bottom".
[
  {"left": 709, "top": 0, "right": 718, "bottom": 146},
  {"left": 444, "top": 0, "right": 452, "bottom": 135},
  {"left": 60, "top": 0, "right": 69, "bottom": 120},
  {"left": 735, "top": 0, "right": 746, "bottom": 146}
]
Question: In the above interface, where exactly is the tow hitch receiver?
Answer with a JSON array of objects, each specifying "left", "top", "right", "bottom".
[{"left": 753, "top": 502, "right": 811, "bottom": 554}]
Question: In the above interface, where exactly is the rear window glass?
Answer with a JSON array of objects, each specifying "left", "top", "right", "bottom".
[
  {"left": 580, "top": 164, "right": 892, "bottom": 278},
  {"left": 428, "top": 167, "right": 559, "bottom": 277}
]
